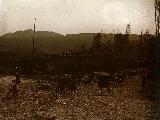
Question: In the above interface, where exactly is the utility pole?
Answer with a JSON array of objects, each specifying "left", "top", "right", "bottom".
[{"left": 32, "top": 18, "right": 36, "bottom": 60}]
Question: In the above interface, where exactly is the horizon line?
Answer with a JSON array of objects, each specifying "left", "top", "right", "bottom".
[{"left": 1, "top": 29, "right": 155, "bottom": 37}]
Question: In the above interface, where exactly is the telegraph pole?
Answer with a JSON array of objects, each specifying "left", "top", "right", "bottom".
[{"left": 32, "top": 18, "right": 36, "bottom": 60}]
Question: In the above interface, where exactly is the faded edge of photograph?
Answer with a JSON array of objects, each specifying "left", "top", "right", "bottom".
[{"left": 0, "top": 0, "right": 159, "bottom": 120}]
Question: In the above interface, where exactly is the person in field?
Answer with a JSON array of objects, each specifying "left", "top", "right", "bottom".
[
  {"left": 95, "top": 72, "right": 111, "bottom": 95},
  {"left": 140, "top": 67, "right": 150, "bottom": 91},
  {"left": 6, "top": 67, "right": 21, "bottom": 98},
  {"left": 7, "top": 82, "right": 18, "bottom": 98},
  {"left": 15, "top": 67, "right": 21, "bottom": 85}
]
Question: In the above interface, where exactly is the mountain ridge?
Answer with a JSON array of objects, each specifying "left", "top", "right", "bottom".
[
  {"left": 0, "top": 29, "right": 140, "bottom": 54},
  {"left": 1, "top": 29, "right": 64, "bottom": 38}
]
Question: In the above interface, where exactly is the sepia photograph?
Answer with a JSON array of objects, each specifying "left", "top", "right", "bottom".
[{"left": 0, "top": 0, "right": 160, "bottom": 119}]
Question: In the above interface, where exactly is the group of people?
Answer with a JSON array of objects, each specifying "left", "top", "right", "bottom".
[
  {"left": 5, "top": 66, "right": 151, "bottom": 98},
  {"left": 94, "top": 68, "right": 152, "bottom": 95},
  {"left": 94, "top": 72, "right": 126, "bottom": 95}
]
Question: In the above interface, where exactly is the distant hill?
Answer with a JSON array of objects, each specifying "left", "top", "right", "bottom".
[
  {"left": 0, "top": 29, "right": 140, "bottom": 55},
  {"left": 1, "top": 29, "right": 64, "bottom": 38}
]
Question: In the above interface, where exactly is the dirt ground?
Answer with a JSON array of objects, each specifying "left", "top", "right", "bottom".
[{"left": 0, "top": 75, "right": 160, "bottom": 120}]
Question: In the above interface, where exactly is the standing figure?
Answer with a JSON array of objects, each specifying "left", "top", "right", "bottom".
[
  {"left": 141, "top": 68, "right": 148, "bottom": 91},
  {"left": 95, "top": 72, "right": 111, "bottom": 95},
  {"left": 15, "top": 67, "right": 21, "bottom": 85},
  {"left": 6, "top": 67, "right": 21, "bottom": 98},
  {"left": 7, "top": 83, "right": 18, "bottom": 98}
]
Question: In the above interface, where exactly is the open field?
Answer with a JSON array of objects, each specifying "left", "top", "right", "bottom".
[{"left": 0, "top": 74, "right": 159, "bottom": 120}]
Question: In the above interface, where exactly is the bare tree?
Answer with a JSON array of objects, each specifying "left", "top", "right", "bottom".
[{"left": 155, "top": 0, "right": 160, "bottom": 36}]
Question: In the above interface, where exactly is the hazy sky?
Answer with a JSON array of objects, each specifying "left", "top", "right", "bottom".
[{"left": 0, "top": 0, "right": 155, "bottom": 35}]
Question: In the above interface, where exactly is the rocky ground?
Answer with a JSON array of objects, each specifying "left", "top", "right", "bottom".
[{"left": 0, "top": 75, "right": 159, "bottom": 120}]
